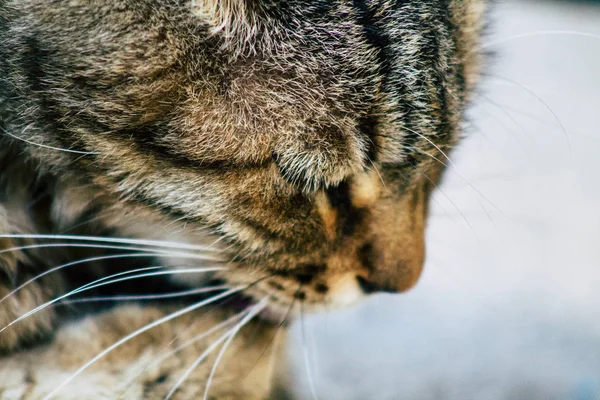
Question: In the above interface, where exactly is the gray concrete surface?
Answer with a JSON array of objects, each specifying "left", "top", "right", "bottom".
[{"left": 289, "top": 1, "right": 600, "bottom": 399}]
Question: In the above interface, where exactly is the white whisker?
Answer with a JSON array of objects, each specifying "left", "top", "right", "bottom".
[
  {"left": 116, "top": 309, "right": 246, "bottom": 397},
  {"left": 482, "top": 30, "right": 600, "bottom": 50},
  {"left": 0, "top": 234, "right": 218, "bottom": 253},
  {"left": 487, "top": 75, "right": 572, "bottom": 153},
  {"left": 163, "top": 329, "right": 233, "bottom": 400},
  {"left": 1, "top": 127, "right": 99, "bottom": 155},
  {"left": 60, "top": 285, "right": 230, "bottom": 305},
  {"left": 267, "top": 319, "right": 286, "bottom": 382},
  {"left": 476, "top": 96, "right": 532, "bottom": 157},
  {"left": 412, "top": 144, "right": 509, "bottom": 220},
  {"left": 301, "top": 301, "right": 319, "bottom": 400},
  {"left": 369, "top": 160, "right": 387, "bottom": 188},
  {"left": 201, "top": 296, "right": 270, "bottom": 400},
  {"left": 163, "top": 298, "right": 270, "bottom": 400},
  {"left": 42, "top": 287, "right": 245, "bottom": 400},
  {"left": 403, "top": 126, "right": 452, "bottom": 168},
  {"left": 0, "top": 266, "right": 226, "bottom": 334},
  {"left": 418, "top": 169, "right": 481, "bottom": 242},
  {"left": 162, "top": 303, "right": 264, "bottom": 400},
  {"left": 0, "top": 250, "right": 220, "bottom": 306},
  {"left": 148, "top": 310, "right": 246, "bottom": 369},
  {"left": 0, "top": 242, "right": 220, "bottom": 259},
  {"left": 0, "top": 253, "right": 163, "bottom": 305},
  {"left": 0, "top": 265, "right": 157, "bottom": 333}
]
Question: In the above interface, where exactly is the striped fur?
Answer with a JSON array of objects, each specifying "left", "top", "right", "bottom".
[{"left": 0, "top": 0, "right": 486, "bottom": 398}]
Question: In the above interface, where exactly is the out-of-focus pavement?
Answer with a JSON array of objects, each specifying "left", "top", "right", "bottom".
[{"left": 289, "top": 1, "right": 600, "bottom": 399}]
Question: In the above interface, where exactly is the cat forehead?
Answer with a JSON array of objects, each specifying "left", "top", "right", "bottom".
[
  {"left": 190, "top": 0, "right": 473, "bottom": 34},
  {"left": 0, "top": 0, "right": 482, "bottom": 187}
]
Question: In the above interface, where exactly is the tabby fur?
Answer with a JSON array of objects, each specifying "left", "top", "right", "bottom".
[{"left": 0, "top": 0, "right": 485, "bottom": 398}]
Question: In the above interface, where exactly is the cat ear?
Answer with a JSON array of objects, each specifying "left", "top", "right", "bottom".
[{"left": 272, "top": 123, "right": 368, "bottom": 192}]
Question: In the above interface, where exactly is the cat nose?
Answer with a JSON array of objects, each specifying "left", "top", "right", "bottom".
[
  {"left": 356, "top": 275, "right": 394, "bottom": 294},
  {"left": 356, "top": 263, "right": 423, "bottom": 294},
  {"left": 355, "top": 246, "right": 425, "bottom": 294}
]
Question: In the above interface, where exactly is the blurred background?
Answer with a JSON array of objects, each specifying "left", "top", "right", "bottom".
[{"left": 288, "top": 1, "right": 600, "bottom": 399}]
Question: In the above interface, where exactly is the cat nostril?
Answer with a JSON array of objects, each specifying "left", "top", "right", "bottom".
[
  {"left": 314, "top": 283, "right": 329, "bottom": 293},
  {"left": 296, "top": 273, "right": 314, "bottom": 284},
  {"left": 356, "top": 275, "right": 377, "bottom": 294},
  {"left": 356, "top": 275, "right": 398, "bottom": 294}
]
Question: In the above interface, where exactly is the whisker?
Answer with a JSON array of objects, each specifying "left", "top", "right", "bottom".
[
  {"left": 487, "top": 75, "right": 572, "bottom": 153},
  {"left": 148, "top": 311, "right": 246, "bottom": 369},
  {"left": 482, "top": 30, "right": 600, "bottom": 50},
  {"left": 369, "top": 159, "right": 386, "bottom": 188},
  {"left": 403, "top": 126, "right": 452, "bottom": 166},
  {"left": 59, "top": 213, "right": 110, "bottom": 234},
  {"left": 266, "top": 318, "right": 286, "bottom": 384},
  {"left": 402, "top": 125, "right": 508, "bottom": 218},
  {"left": 476, "top": 95, "right": 533, "bottom": 157},
  {"left": 429, "top": 191, "right": 456, "bottom": 221},
  {"left": 42, "top": 287, "right": 245, "bottom": 400},
  {"left": 200, "top": 295, "right": 271, "bottom": 400},
  {"left": 413, "top": 146, "right": 510, "bottom": 220},
  {"left": 242, "top": 283, "right": 301, "bottom": 384},
  {"left": 0, "top": 265, "right": 159, "bottom": 333},
  {"left": 1, "top": 266, "right": 225, "bottom": 334},
  {"left": 116, "top": 309, "right": 246, "bottom": 398},
  {"left": 0, "top": 253, "right": 162, "bottom": 305},
  {"left": 395, "top": 166, "right": 454, "bottom": 222},
  {"left": 0, "top": 234, "right": 218, "bottom": 253},
  {"left": 480, "top": 203, "right": 500, "bottom": 233},
  {"left": 59, "top": 285, "right": 230, "bottom": 305},
  {"left": 0, "top": 250, "right": 219, "bottom": 306},
  {"left": 476, "top": 100, "right": 565, "bottom": 130},
  {"left": 1, "top": 125, "right": 99, "bottom": 155},
  {"left": 300, "top": 299, "right": 319, "bottom": 400},
  {"left": 120, "top": 271, "right": 277, "bottom": 397},
  {"left": 417, "top": 167, "right": 481, "bottom": 243},
  {"left": 163, "top": 325, "right": 239, "bottom": 400},
  {"left": 0, "top": 242, "right": 221, "bottom": 259}
]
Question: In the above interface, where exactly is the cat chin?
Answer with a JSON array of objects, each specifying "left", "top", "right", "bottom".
[
  {"left": 258, "top": 303, "right": 297, "bottom": 325},
  {"left": 228, "top": 274, "right": 367, "bottom": 325},
  {"left": 226, "top": 292, "right": 296, "bottom": 325}
]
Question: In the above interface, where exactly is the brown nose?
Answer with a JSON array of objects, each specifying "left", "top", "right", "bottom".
[
  {"left": 356, "top": 237, "right": 425, "bottom": 294},
  {"left": 356, "top": 258, "right": 424, "bottom": 294}
]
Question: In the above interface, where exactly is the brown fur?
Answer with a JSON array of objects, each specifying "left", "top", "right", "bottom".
[
  {"left": 0, "top": 0, "right": 486, "bottom": 398},
  {"left": 1, "top": 306, "right": 280, "bottom": 399}
]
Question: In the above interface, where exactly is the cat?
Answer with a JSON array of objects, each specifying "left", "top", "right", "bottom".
[{"left": 0, "top": 0, "right": 486, "bottom": 398}]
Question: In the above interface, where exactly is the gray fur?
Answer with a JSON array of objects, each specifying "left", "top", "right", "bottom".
[{"left": 0, "top": 0, "right": 486, "bottom": 398}]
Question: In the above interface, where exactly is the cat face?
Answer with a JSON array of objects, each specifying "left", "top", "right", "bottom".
[{"left": 0, "top": 0, "right": 485, "bottom": 318}]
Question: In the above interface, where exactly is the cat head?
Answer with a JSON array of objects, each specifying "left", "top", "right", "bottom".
[{"left": 1, "top": 0, "right": 485, "bottom": 317}]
